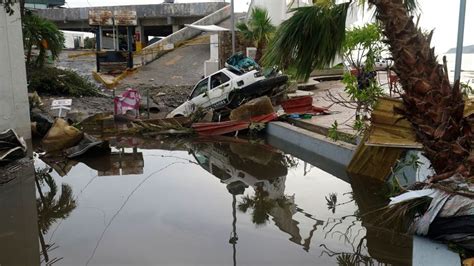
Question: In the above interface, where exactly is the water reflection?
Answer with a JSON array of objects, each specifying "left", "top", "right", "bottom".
[
  {"left": 35, "top": 167, "right": 77, "bottom": 265},
  {"left": 32, "top": 136, "right": 411, "bottom": 265},
  {"left": 190, "top": 139, "right": 325, "bottom": 254}
]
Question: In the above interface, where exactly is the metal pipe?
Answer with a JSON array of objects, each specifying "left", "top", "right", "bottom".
[
  {"left": 231, "top": 0, "right": 235, "bottom": 54},
  {"left": 454, "top": 0, "right": 467, "bottom": 83}
]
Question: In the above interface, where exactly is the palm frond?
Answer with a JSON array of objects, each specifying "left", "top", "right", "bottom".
[{"left": 262, "top": 3, "right": 349, "bottom": 80}]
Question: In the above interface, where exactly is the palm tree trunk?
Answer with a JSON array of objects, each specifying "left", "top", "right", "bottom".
[{"left": 369, "top": 0, "right": 473, "bottom": 180}]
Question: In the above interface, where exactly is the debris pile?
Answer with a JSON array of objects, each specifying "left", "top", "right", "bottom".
[{"left": 0, "top": 129, "right": 27, "bottom": 166}]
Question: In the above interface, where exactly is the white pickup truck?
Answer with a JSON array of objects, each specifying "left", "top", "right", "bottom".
[{"left": 166, "top": 68, "right": 287, "bottom": 118}]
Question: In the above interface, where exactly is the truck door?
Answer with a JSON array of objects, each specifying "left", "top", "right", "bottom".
[
  {"left": 208, "top": 72, "right": 231, "bottom": 109},
  {"left": 189, "top": 77, "right": 211, "bottom": 111}
]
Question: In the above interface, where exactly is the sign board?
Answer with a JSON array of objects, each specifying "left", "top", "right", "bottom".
[
  {"left": 88, "top": 10, "right": 137, "bottom": 26},
  {"left": 114, "top": 10, "right": 137, "bottom": 26},
  {"left": 89, "top": 10, "right": 113, "bottom": 26},
  {"left": 51, "top": 99, "right": 72, "bottom": 117},
  {"left": 51, "top": 99, "right": 72, "bottom": 107}
]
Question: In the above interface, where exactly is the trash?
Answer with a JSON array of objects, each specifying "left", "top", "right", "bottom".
[
  {"left": 347, "top": 134, "right": 404, "bottom": 181},
  {"left": 463, "top": 258, "right": 474, "bottom": 266},
  {"left": 51, "top": 99, "right": 72, "bottom": 117},
  {"left": 192, "top": 113, "right": 278, "bottom": 136},
  {"left": 41, "top": 118, "right": 84, "bottom": 152},
  {"left": 225, "top": 52, "right": 260, "bottom": 73},
  {"left": 389, "top": 189, "right": 437, "bottom": 206},
  {"left": 388, "top": 175, "right": 474, "bottom": 250},
  {"left": 64, "top": 133, "right": 111, "bottom": 159},
  {"left": 280, "top": 96, "right": 329, "bottom": 115},
  {"left": 0, "top": 129, "right": 27, "bottom": 165},
  {"left": 229, "top": 96, "right": 274, "bottom": 121},
  {"left": 366, "top": 97, "right": 422, "bottom": 149},
  {"left": 30, "top": 112, "right": 53, "bottom": 137},
  {"left": 114, "top": 88, "right": 141, "bottom": 117}
]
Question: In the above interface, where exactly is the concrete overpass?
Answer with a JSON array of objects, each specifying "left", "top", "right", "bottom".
[{"left": 36, "top": 2, "right": 228, "bottom": 43}]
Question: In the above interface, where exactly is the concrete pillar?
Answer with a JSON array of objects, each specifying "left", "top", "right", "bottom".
[
  {"left": 0, "top": 4, "right": 32, "bottom": 140},
  {"left": 172, "top": 24, "right": 180, "bottom": 33}
]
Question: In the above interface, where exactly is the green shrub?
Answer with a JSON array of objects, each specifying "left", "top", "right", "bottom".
[{"left": 28, "top": 66, "right": 100, "bottom": 97}]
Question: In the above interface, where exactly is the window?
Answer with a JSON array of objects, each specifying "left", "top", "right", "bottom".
[
  {"left": 210, "top": 72, "right": 231, "bottom": 89},
  {"left": 190, "top": 78, "right": 209, "bottom": 99}
]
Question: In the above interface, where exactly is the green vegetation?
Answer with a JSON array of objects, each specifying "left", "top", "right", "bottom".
[
  {"left": 28, "top": 66, "right": 100, "bottom": 97},
  {"left": 23, "top": 12, "right": 65, "bottom": 68},
  {"left": 327, "top": 120, "right": 340, "bottom": 141},
  {"left": 236, "top": 7, "right": 275, "bottom": 63},
  {"left": 84, "top": 37, "right": 96, "bottom": 49}
]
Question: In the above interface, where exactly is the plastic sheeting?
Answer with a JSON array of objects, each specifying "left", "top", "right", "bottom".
[
  {"left": 0, "top": 129, "right": 27, "bottom": 165},
  {"left": 225, "top": 52, "right": 260, "bottom": 73}
]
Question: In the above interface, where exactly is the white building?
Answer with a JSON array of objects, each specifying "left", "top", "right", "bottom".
[
  {"left": 246, "top": 0, "right": 359, "bottom": 27},
  {"left": 62, "top": 31, "right": 94, "bottom": 49}
]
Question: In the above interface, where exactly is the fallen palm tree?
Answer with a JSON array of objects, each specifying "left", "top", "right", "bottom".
[{"left": 264, "top": 0, "right": 473, "bottom": 181}]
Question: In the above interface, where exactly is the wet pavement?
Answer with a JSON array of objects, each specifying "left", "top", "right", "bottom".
[{"left": 1, "top": 137, "right": 413, "bottom": 265}]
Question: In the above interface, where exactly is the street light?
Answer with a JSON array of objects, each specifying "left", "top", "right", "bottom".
[
  {"left": 231, "top": 0, "right": 235, "bottom": 54},
  {"left": 454, "top": 0, "right": 467, "bottom": 83}
]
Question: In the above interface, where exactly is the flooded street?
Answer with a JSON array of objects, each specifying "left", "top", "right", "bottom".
[{"left": 3, "top": 137, "right": 412, "bottom": 265}]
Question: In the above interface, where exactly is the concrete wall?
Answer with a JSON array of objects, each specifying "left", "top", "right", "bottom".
[
  {"left": 140, "top": 5, "right": 231, "bottom": 65},
  {"left": 0, "top": 5, "right": 32, "bottom": 139},
  {"left": 36, "top": 2, "right": 228, "bottom": 23},
  {"left": 0, "top": 160, "right": 40, "bottom": 266}
]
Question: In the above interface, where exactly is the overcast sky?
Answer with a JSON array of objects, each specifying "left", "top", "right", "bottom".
[{"left": 64, "top": 0, "right": 473, "bottom": 54}]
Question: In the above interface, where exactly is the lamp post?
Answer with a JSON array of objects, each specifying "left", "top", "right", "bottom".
[
  {"left": 454, "top": 0, "right": 467, "bottom": 83},
  {"left": 231, "top": 0, "right": 235, "bottom": 54}
]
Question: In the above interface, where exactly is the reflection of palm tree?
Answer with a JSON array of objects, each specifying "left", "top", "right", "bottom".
[
  {"left": 321, "top": 237, "right": 374, "bottom": 266},
  {"left": 35, "top": 168, "right": 77, "bottom": 264},
  {"left": 36, "top": 168, "right": 77, "bottom": 234},
  {"left": 238, "top": 186, "right": 290, "bottom": 225}
]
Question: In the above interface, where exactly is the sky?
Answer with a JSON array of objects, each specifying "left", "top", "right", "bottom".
[{"left": 64, "top": 0, "right": 473, "bottom": 54}]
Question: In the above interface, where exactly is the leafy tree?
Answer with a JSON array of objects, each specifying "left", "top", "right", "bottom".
[
  {"left": 84, "top": 36, "right": 96, "bottom": 49},
  {"left": 264, "top": 0, "right": 473, "bottom": 180},
  {"left": 238, "top": 186, "right": 291, "bottom": 225},
  {"left": 23, "top": 12, "right": 65, "bottom": 67},
  {"left": 340, "top": 23, "right": 385, "bottom": 124},
  {"left": 236, "top": 7, "right": 275, "bottom": 63}
]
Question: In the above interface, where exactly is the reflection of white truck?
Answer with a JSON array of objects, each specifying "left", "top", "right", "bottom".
[
  {"left": 190, "top": 142, "right": 288, "bottom": 198},
  {"left": 166, "top": 68, "right": 287, "bottom": 118}
]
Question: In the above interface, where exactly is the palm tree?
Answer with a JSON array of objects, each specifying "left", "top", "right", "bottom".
[
  {"left": 264, "top": 0, "right": 473, "bottom": 181},
  {"left": 236, "top": 7, "right": 275, "bottom": 63},
  {"left": 23, "top": 12, "right": 65, "bottom": 68}
]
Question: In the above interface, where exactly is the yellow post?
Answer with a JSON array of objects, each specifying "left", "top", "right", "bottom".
[{"left": 136, "top": 42, "right": 142, "bottom": 52}]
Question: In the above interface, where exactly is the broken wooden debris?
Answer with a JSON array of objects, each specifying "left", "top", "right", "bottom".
[{"left": 367, "top": 97, "right": 422, "bottom": 149}]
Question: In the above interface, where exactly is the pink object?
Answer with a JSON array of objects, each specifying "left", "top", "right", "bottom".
[
  {"left": 281, "top": 96, "right": 330, "bottom": 115},
  {"left": 114, "top": 89, "right": 141, "bottom": 117},
  {"left": 192, "top": 113, "right": 278, "bottom": 136}
]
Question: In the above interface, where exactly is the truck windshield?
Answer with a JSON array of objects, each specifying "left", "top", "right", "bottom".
[{"left": 190, "top": 78, "right": 209, "bottom": 99}]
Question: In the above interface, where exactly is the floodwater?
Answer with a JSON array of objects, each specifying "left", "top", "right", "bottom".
[{"left": 1, "top": 137, "right": 412, "bottom": 265}]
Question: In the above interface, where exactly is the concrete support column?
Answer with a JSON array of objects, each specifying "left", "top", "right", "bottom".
[
  {"left": 0, "top": 4, "right": 32, "bottom": 140},
  {"left": 172, "top": 24, "right": 180, "bottom": 33}
]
